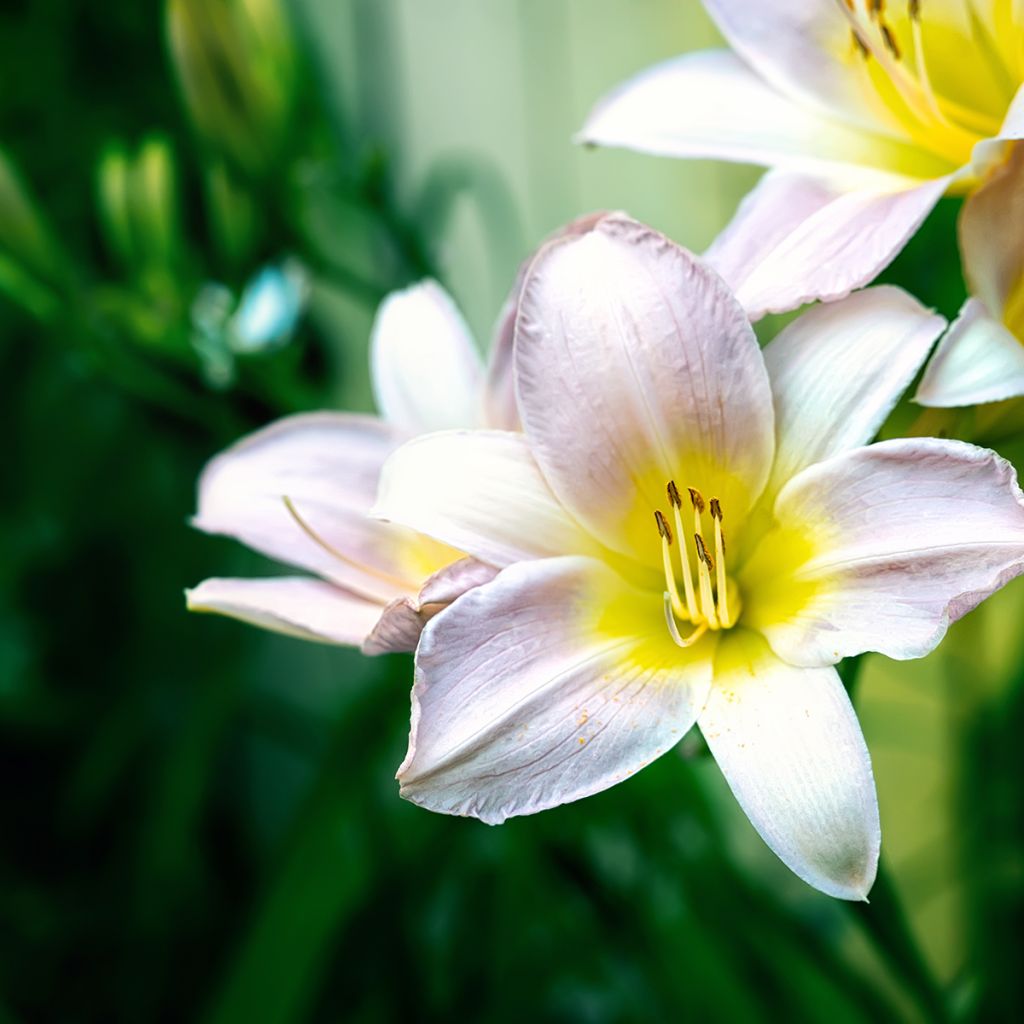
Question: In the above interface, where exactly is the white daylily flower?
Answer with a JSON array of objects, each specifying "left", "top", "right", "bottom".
[
  {"left": 374, "top": 214, "right": 1024, "bottom": 900},
  {"left": 580, "top": 0, "right": 1024, "bottom": 319},
  {"left": 918, "top": 145, "right": 1024, "bottom": 405}
]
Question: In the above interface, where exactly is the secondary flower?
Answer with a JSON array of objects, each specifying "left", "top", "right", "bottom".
[
  {"left": 581, "top": 0, "right": 1024, "bottom": 319},
  {"left": 374, "top": 214, "right": 1024, "bottom": 899},
  {"left": 917, "top": 145, "right": 1024, "bottom": 405},
  {"left": 186, "top": 277, "right": 515, "bottom": 654}
]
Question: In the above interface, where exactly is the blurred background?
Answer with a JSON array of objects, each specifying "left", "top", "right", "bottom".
[{"left": 2, "top": 0, "right": 1023, "bottom": 1020}]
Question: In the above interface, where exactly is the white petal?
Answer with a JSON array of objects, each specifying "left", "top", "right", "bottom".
[
  {"left": 701, "top": 631, "right": 879, "bottom": 901},
  {"left": 371, "top": 280, "right": 484, "bottom": 434},
  {"left": 186, "top": 576, "right": 382, "bottom": 646},
  {"left": 482, "top": 212, "right": 611, "bottom": 432},
  {"left": 915, "top": 298, "right": 1024, "bottom": 407},
  {"left": 763, "top": 286, "right": 945, "bottom": 499},
  {"left": 959, "top": 144, "right": 1024, "bottom": 315},
  {"left": 193, "top": 412, "right": 434, "bottom": 603},
  {"left": 361, "top": 558, "right": 500, "bottom": 657},
  {"left": 705, "top": 170, "right": 950, "bottom": 320},
  {"left": 515, "top": 213, "right": 774, "bottom": 559},
  {"left": 374, "top": 430, "right": 602, "bottom": 567},
  {"left": 400, "top": 557, "right": 714, "bottom": 824},
  {"left": 998, "top": 83, "right": 1024, "bottom": 140},
  {"left": 745, "top": 439, "right": 1024, "bottom": 665},
  {"left": 579, "top": 50, "right": 953, "bottom": 181}
]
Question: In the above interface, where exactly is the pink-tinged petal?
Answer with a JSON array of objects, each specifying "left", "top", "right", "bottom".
[
  {"left": 763, "top": 286, "right": 945, "bottom": 499},
  {"left": 960, "top": 144, "right": 1024, "bottom": 315},
  {"left": 185, "top": 576, "right": 382, "bottom": 646},
  {"left": 579, "top": 51, "right": 953, "bottom": 180},
  {"left": 701, "top": 0, "right": 904, "bottom": 135},
  {"left": 482, "top": 212, "right": 611, "bottom": 432},
  {"left": 705, "top": 170, "right": 950, "bottom": 320},
  {"left": 374, "top": 430, "right": 603, "bottom": 567},
  {"left": 515, "top": 213, "right": 774, "bottom": 560},
  {"left": 193, "top": 412, "right": 431, "bottom": 603},
  {"left": 701, "top": 631, "right": 879, "bottom": 901},
  {"left": 371, "top": 280, "right": 484, "bottom": 434},
  {"left": 744, "top": 439, "right": 1024, "bottom": 666},
  {"left": 399, "top": 557, "right": 714, "bottom": 824},
  {"left": 361, "top": 558, "right": 500, "bottom": 657},
  {"left": 915, "top": 298, "right": 1024, "bottom": 407}
]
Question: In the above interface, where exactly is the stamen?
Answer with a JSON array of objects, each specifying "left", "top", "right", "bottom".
[
  {"left": 663, "top": 594, "right": 708, "bottom": 649},
  {"left": 667, "top": 481, "right": 699, "bottom": 621},
  {"left": 655, "top": 509, "right": 689, "bottom": 621},
  {"left": 694, "top": 533, "right": 720, "bottom": 629},
  {"left": 710, "top": 498, "right": 731, "bottom": 628}
]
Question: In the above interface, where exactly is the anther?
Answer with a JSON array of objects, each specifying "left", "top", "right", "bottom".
[
  {"left": 908, "top": 0, "right": 920, "bottom": 19},
  {"left": 667, "top": 480, "right": 682, "bottom": 509},
  {"left": 694, "top": 532, "right": 720, "bottom": 629},
  {"left": 709, "top": 498, "right": 722, "bottom": 521},
  {"left": 687, "top": 487, "right": 705, "bottom": 514},
  {"left": 694, "top": 533, "right": 713, "bottom": 571},
  {"left": 666, "top": 481, "right": 699, "bottom": 621},
  {"left": 880, "top": 22, "right": 901, "bottom": 59},
  {"left": 654, "top": 509, "right": 672, "bottom": 544}
]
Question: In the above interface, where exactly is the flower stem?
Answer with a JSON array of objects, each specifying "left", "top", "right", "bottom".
[{"left": 852, "top": 859, "right": 951, "bottom": 1024}]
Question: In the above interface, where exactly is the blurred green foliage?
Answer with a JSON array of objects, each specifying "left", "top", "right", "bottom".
[{"left": 1, "top": 1, "right": 1023, "bottom": 1022}]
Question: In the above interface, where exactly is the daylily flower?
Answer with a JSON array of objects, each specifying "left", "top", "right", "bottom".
[
  {"left": 580, "top": 0, "right": 1024, "bottom": 319},
  {"left": 186, "top": 277, "right": 516, "bottom": 654},
  {"left": 918, "top": 145, "right": 1024, "bottom": 405},
  {"left": 373, "top": 214, "right": 1024, "bottom": 899}
]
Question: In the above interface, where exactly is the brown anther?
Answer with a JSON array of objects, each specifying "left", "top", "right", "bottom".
[
  {"left": 687, "top": 487, "right": 705, "bottom": 514},
  {"left": 667, "top": 480, "right": 682, "bottom": 509},
  {"left": 694, "top": 533, "right": 713, "bottom": 571},
  {"left": 868, "top": 0, "right": 883, "bottom": 19},
  {"left": 709, "top": 498, "right": 722, "bottom": 521},
  {"left": 880, "top": 22, "right": 901, "bottom": 59},
  {"left": 908, "top": 0, "right": 920, "bottom": 19},
  {"left": 654, "top": 509, "right": 672, "bottom": 544},
  {"left": 851, "top": 30, "right": 870, "bottom": 58}
]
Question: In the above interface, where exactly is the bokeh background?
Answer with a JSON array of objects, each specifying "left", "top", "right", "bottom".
[{"left": 2, "top": 1, "right": 1023, "bottom": 1021}]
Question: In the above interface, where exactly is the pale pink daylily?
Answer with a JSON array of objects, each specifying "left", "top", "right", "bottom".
[
  {"left": 186, "top": 278, "right": 516, "bottom": 655},
  {"left": 580, "top": 0, "right": 1024, "bottom": 319},
  {"left": 918, "top": 145, "right": 1024, "bottom": 405},
  {"left": 374, "top": 214, "right": 1024, "bottom": 899}
]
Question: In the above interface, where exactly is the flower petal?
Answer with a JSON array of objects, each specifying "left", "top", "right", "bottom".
[
  {"left": 744, "top": 439, "right": 1024, "bottom": 665},
  {"left": 515, "top": 213, "right": 774, "bottom": 560},
  {"left": 374, "top": 430, "right": 602, "bottom": 567},
  {"left": 482, "top": 212, "right": 611, "bottom": 432},
  {"left": 399, "top": 556, "right": 714, "bottom": 824},
  {"left": 762, "top": 286, "right": 945, "bottom": 500},
  {"left": 186, "top": 576, "right": 382, "bottom": 646},
  {"left": 193, "top": 413, "right": 447, "bottom": 603},
  {"left": 370, "top": 280, "right": 484, "bottom": 434},
  {"left": 579, "top": 50, "right": 953, "bottom": 181},
  {"left": 361, "top": 558, "right": 500, "bottom": 657},
  {"left": 705, "top": 169, "right": 950, "bottom": 320},
  {"left": 915, "top": 298, "right": 1024, "bottom": 407},
  {"left": 700, "top": 630, "right": 879, "bottom": 901},
  {"left": 959, "top": 144, "right": 1024, "bottom": 315}
]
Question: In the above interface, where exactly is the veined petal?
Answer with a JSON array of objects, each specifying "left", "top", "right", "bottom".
[
  {"left": 959, "top": 144, "right": 1024, "bottom": 315},
  {"left": 361, "top": 558, "right": 499, "bottom": 657},
  {"left": 701, "top": 0, "right": 905, "bottom": 135},
  {"left": 700, "top": 631, "right": 879, "bottom": 901},
  {"left": 744, "top": 439, "right": 1024, "bottom": 666},
  {"left": 399, "top": 557, "right": 714, "bottom": 824},
  {"left": 579, "top": 51, "right": 954, "bottom": 181},
  {"left": 371, "top": 280, "right": 484, "bottom": 434},
  {"left": 186, "top": 576, "right": 382, "bottom": 646},
  {"left": 916, "top": 298, "right": 1024, "bottom": 407},
  {"left": 193, "top": 413, "right": 453, "bottom": 603},
  {"left": 515, "top": 213, "right": 774, "bottom": 561},
  {"left": 374, "top": 430, "right": 603, "bottom": 567},
  {"left": 705, "top": 170, "right": 950, "bottom": 320},
  {"left": 763, "top": 286, "right": 945, "bottom": 501},
  {"left": 482, "top": 212, "right": 611, "bottom": 432}
]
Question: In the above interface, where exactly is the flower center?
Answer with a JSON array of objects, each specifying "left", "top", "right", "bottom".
[
  {"left": 837, "top": 0, "right": 1017, "bottom": 166},
  {"left": 653, "top": 481, "right": 741, "bottom": 649}
]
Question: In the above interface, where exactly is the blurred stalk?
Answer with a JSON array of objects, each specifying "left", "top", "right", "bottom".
[
  {"left": 852, "top": 860, "right": 951, "bottom": 1024},
  {"left": 166, "top": 0, "right": 299, "bottom": 178}
]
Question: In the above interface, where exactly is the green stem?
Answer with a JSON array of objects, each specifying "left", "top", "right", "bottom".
[{"left": 852, "top": 859, "right": 950, "bottom": 1024}]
